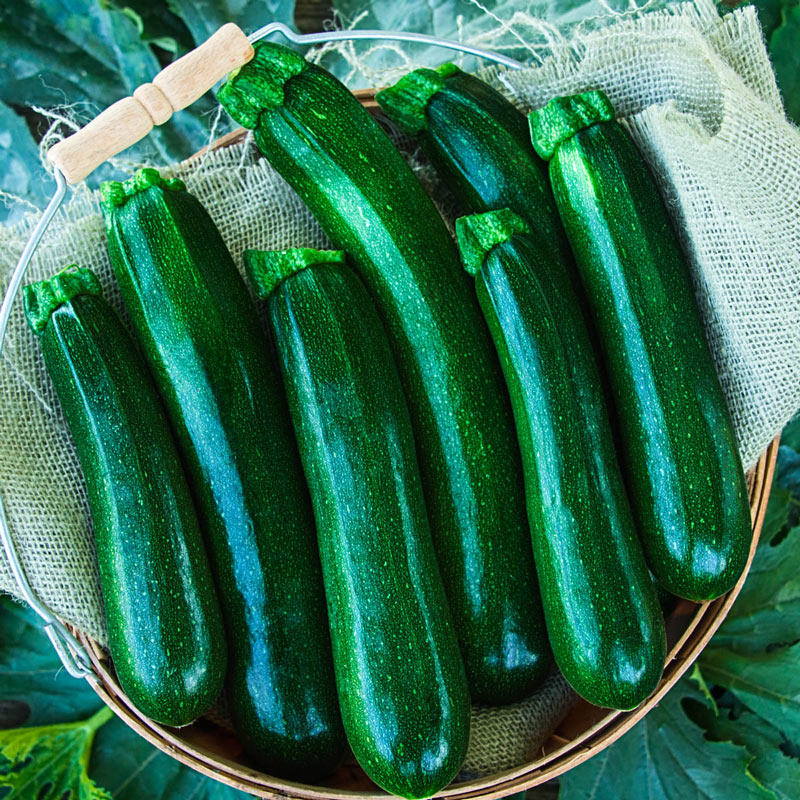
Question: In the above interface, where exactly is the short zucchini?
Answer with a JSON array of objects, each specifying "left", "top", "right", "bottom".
[
  {"left": 376, "top": 63, "right": 569, "bottom": 264},
  {"left": 529, "top": 91, "right": 751, "bottom": 601},
  {"left": 100, "top": 169, "right": 345, "bottom": 778},
  {"left": 457, "top": 210, "right": 666, "bottom": 710},
  {"left": 23, "top": 267, "right": 226, "bottom": 726},
  {"left": 245, "top": 248, "right": 470, "bottom": 799},
  {"left": 219, "top": 45, "right": 550, "bottom": 705}
]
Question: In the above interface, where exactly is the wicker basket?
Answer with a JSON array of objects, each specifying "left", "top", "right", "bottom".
[{"left": 66, "top": 91, "right": 780, "bottom": 798}]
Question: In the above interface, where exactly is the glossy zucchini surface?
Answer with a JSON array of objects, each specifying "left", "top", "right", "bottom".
[
  {"left": 220, "top": 43, "right": 549, "bottom": 704},
  {"left": 247, "top": 248, "right": 470, "bottom": 799},
  {"left": 458, "top": 211, "right": 666, "bottom": 710},
  {"left": 101, "top": 170, "right": 345, "bottom": 778},
  {"left": 24, "top": 267, "right": 226, "bottom": 726},
  {"left": 530, "top": 91, "right": 751, "bottom": 601},
  {"left": 376, "top": 63, "right": 569, "bottom": 264}
]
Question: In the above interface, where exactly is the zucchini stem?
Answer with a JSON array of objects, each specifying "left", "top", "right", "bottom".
[
  {"left": 244, "top": 248, "right": 346, "bottom": 298},
  {"left": 455, "top": 208, "right": 532, "bottom": 276}
]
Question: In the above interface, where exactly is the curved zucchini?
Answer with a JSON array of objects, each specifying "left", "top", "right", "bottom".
[
  {"left": 219, "top": 44, "right": 550, "bottom": 705},
  {"left": 457, "top": 211, "right": 666, "bottom": 710},
  {"left": 529, "top": 91, "right": 751, "bottom": 601},
  {"left": 375, "top": 63, "right": 569, "bottom": 263},
  {"left": 23, "top": 267, "right": 226, "bottom": 726},
  {"left": 245, "top": 248, "right": 470, "bottom": 799},
  {"left": 100, "top": 170, "right": 345, "bottom": 778}
]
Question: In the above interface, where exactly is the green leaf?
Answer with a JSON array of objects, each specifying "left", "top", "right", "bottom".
[
  {"left": 89, "top": 715, "right": 248, "bottom": 799},
  {"left": 0, "top": 598, "right": 248, "bottom": 798},
  {"left": 0, "top": 101, "right": 50, "bottom": 223},
  {"left": 111, "top": 1, "right": 194, "bottom": 54},
  {"left": 0, "top": 597, "right": 102, "bottom": 727},
  {"left": 690, "top": 704, "right": 800, "bottom": 800},
  {"left": 780, "top": 415, "right": 800, "bottom": 454},
  {"left": 166, "top": 0, "right": 296, "bottom": 44},
  {"left": 710, "top": 525, "right": 800, "bottom": 653},
  {"left": 770, "top": 3, "right": 800, "bottom": 124},
  {"left": 701, "top": 644, "right": 800, "bottom": 744},
  {"left": 325, "top": 0, "right": 675, "bottom": 85},
  {"left": 557, "top": 676, "right": 770, "bottom": 799},
  {"left": 0, "top": 9, "right": 122, "bottom": 108},
  {"left": 0, "top": 705, "right": 114, "bottom": 799}
]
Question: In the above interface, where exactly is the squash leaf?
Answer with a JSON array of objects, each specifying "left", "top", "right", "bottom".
[
  {"left": 0, "top": 705, "right": 114, "bottom": 799},
  {"left": 688, "top": 703, "right": 800, "bottom": 800},
  {"left": 769, "top": 2, "right": 800, "bottom": 124},
  {"left": 0, "top": 597, "right": 249, "bottom": 798},
  {"left": 89, "top": 714, "right": 248, "bottom": 799},
  {"left": 700, "top": 644, "right": 800, "bottom": 744},
  {"left": 324, "top": 0, "right": 678, "bottom": 85},
  {"left": 0, "top": 597, "right": 102, "bottom": 727},
  {"left": 709, "top": 524, "right": 800, "bottom": 653},
  {"left": 557, "top": 671, "right": 770, "bottom": 799},
  {"left": 0, "top": 101, "right": 50, "bottom": 224},
  {"left": 165, "top": 0, "right": 297, "bottom": 43}
]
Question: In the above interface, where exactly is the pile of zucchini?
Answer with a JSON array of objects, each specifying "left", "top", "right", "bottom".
[{"left": 24, "top": 43, "right": 751, "bottom": 800}]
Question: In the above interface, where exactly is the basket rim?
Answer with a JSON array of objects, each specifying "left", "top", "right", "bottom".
[{"left": 66, "top": 92, "right": 782, "bottom": 798}]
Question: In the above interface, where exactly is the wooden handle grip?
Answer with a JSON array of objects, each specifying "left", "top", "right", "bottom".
[{"left": 47, "top": 23, "right": 254, "bottom": 185}]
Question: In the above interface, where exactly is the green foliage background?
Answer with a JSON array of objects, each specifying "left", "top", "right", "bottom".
[{"left": 1, "top": 0, "right": 799, "bottom": 797}]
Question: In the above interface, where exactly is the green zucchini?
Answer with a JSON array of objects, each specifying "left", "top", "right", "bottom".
[
  {"left": 219, "top": 44, "right": 550, "bottom": 705},
  {"left": 245, "top": 248, "right": 470, "bottom": 798},
  {"left": 457, "top": 210, "right": 666, "bottom": 710},
  {"left": 100, "top": 170, "right": 345, "bottom": 778},
  {"left": 529, "top": 91, "right": 751, "bottom": 601},
  {"left": 375, "top": 63, "right": 569, "bottom": 263},
  {"left": 23, "top": 267, "right": 226, "bottom": 726}
]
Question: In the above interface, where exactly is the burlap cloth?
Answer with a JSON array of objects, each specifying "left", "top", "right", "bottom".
[{"left": 1, "top": 0, "right": 798, "bottom": 777}]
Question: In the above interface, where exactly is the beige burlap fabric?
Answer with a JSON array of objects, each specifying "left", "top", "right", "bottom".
[{"left": 1, "top": 0, "right": 798, "bottom": 774}]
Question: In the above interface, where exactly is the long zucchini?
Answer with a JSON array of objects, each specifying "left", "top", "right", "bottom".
[
  {"left": 529, "top": 91, "right": 751, "bottom": 601},
  {"left": 100, "top": 170, "right": 345, "bottom": 778},
  {"left": 23, "top": 267, "right": 226, "bottom": 726},
  {"left": 457, "top": 211, "right": 666, "bottom": 710},
  {"left": 245, "top": 248, "right": 470, "bottom": 798},
  {"left": 219, "top": 44, "right": 550, "bottom": 704}
]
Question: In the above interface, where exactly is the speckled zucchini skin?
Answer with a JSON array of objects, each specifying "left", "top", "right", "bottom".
[
  {"left": 530, "top": 92, "right": 751, "bottom": 602},
  {"left": 246, "top": 249, "right": 470, "bottom": 799},
  {"left": 458, "top": 212, "right": 666, "bottom": 710},
  {"left": 375, "top": 64, "right": 569, "bottom": 264},
  {"left": 23, "top": 268, "right": 226, "bottom": 726},
  {"left": 220, "top": 43, "right": 550, "bottom": 704},
  {"left": 100, "top": 171, "right": 345, "bottom": 779}
]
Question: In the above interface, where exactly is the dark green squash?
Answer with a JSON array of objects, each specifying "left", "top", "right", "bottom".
[
  {"left": 246, "top": 248, "right": 470, "bottom": 799},
  {"left": 23, "top": 267, "right": 226, "bottom": 726},
  {"left": 219, "top": 42, "right": 550, "bottom": 704},
  {"left": 100, "top": 169, "right": 345, "bottom": 779},
  {"left": 529, "top": 91, "right": 751, "bottom": 602},
  {"left": 375, "top": 62, "right": 569, "bottom": 264},
  {"left": 457, "top": 210, "right": 666, "bottom": 710}
]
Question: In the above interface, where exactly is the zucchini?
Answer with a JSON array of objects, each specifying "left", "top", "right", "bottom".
[
  {"left": 529, "top": 91, "right": 751, "bottom": 601},
  {"left": 457, "top": 210, "right": 666, "bottom": 710},
  {"left": 100, "top": 170, "right": 345, "bottom": 778},
  {"left": 219, "top": 44, "right": 550, "bottom": 705},
  {"left": 23, "top": 267, "right": 226, "bottom": 726},
  {"left": 245, "top": 248, "right": 470, "bottom": 799},
  {"left": 375, "top": 63, "right": 569, "bottom": 263}
]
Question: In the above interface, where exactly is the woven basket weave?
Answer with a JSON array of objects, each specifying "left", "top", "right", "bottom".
[{"left": 59, "top": 92, "right": 780, "bottom": 797}]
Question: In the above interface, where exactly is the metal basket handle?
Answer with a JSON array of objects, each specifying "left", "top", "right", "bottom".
[{"left": 0, "top": 21, "right": 524, "bottom": 681}]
